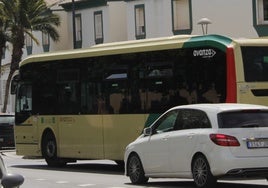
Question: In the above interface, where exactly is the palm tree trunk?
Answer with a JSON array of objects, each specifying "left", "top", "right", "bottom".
[{"left": 2, "top": 29, "right": 24, "bottom": 112}]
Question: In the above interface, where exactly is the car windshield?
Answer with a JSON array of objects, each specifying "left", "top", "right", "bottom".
[{"left": 218, "top": 110, "right": 268, "bottom": 128}]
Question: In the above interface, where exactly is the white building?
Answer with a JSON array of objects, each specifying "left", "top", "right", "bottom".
[{"left": 1, "top": 0, "right": 268, "bottom": 112}]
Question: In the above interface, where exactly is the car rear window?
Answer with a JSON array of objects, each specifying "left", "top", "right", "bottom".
[{"left": 218, "top": 110, "right": 268, "bottom": 128}]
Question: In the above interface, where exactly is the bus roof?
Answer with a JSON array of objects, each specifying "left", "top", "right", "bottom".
[{"left": 19, "top": 34, "right": 268, "bottom": 67}]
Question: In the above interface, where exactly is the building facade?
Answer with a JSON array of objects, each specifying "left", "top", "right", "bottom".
[{"left": 1, "top": 0, "right": 268, "bottom": 112}]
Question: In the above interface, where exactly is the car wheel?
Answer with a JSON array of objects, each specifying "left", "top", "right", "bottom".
[
  {"left": 192, "top": 155, "right": 217, "bottom": 188},
  {"left": 127, "top": 154, "right": 149, "bottom": 184},
  {"left": 42, "top": 132, "right": 66, "bottom": 167}
]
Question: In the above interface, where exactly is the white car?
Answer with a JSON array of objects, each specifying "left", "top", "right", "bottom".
[{"left": 124, "top": 103, "right": 268, "bottom": 188}]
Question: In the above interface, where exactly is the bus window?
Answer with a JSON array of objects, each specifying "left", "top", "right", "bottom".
[
  {"left": 103, "top": 56, "right": 129, "bottom": 114},
  {"left": 81, "top": 60, "right": 102, "bottom": 114},
  {"left": 16, "top": 84, "right": 32, "bottom": 124},
  {"left": 11, "top": 74, "right": 20, "bottom": 95},
  {"left": 242, "top": 46, "right": 268, "bottom": 82},
  {"left": 141, "top": 50, "right": 175, "bottom": 113},
  {"left": 16, "top": 85, "right": 32, "bottom": 113},
  {"left": 57, "top": 69, "right": 80, "bottom": 114},
  {"left": 172, "top": 47, "right": 226, "bottom": 104}
]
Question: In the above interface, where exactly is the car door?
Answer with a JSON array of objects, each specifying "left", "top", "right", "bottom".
[
  {"left": 168, "top": 109, "right": 211, "bottom": 174},
  {"left": 141, "top": 110, "right": 179, "bottom": 175}
]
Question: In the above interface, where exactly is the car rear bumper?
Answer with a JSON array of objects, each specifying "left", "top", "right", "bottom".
[
  {"left": 225, "top": 167, "right": 268, "bottom": 178},
  {"left": 208, "top": 148, "right": 268, "bottom": 178}
]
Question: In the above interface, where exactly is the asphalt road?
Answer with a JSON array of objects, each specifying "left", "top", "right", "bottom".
[{"left": 1, "top": 150, "right": 268, "bottom": 188}]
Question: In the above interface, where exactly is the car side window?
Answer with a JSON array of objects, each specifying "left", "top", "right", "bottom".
[
  {"left": 153, "top": 110, "right": 179, "bottom": 134},
  {"left": 175, "top": 109, "right": 211, "bottom": 130}
]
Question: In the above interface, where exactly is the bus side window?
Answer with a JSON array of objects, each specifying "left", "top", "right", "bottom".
[
  {"left": 57, "top": 68, "right": 80, "bottom": 114},
  {"left": 58, "top": 83, "right": 79, "bottom": 114},
  {"left": 17, "top": 85, "right": 32, "bottom": 113}
]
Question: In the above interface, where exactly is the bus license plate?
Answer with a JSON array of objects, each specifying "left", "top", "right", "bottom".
[{"left": 247, "top": 139, "right": 268, "bottom": 149}]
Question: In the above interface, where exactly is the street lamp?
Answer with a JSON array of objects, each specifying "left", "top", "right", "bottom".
[
  {"left": 197, "top": 18, "right": 212, "bottom": 35},
  {"left": 72, "top": 0, "right": 76, "bottom": 49}
]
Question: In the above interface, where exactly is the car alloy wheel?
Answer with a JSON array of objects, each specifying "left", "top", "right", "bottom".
[
  {"left": 127, "top": 154, "right": 148, "bottom": 184},
  {"left": 192, "top": 155, "right": 216, "bottom": 188}
]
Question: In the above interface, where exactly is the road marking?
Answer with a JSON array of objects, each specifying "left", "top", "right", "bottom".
[
  {"left": 36, "top": 178, "right": 46, "bottom": 181},
  {"left": 78, "top": 184, "right": 95, "bottom": 187},
  {"left": 56, "top": 181, "right": 69, "bottom": 184}
]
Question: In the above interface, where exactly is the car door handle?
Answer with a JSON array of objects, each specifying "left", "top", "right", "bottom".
[
  {"left": 162, "top": 135, "right": 169, "bottom": 141},
  {"left": 187, "top": 133, "right": 195, "bottom": 138}
]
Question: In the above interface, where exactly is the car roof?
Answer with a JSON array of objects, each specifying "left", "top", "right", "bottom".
[{"left": 169, "top": 103, "right": 268, "bottom": 114}]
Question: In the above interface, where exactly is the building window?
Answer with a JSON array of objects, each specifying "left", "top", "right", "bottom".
[
  {"left": 25, "top": 33, "right": 33, "bottom": 55},
  {"left": 257, "top": 0, "right": 268, "bottom": 24},
  {"left": 135, "top": 4, "right": 146, "bottom": 39},
  {"left": 75, "top": 14, "right": 82, "bottom": 48},
  {"left": 42, "top": 32, "right": 50, "bottom": 52},
  {"left": 94, "top": 11, "right": 104, "bottom": 44},
  {"left": 172, "top": 0, "right": 192, "bottom": 35}
]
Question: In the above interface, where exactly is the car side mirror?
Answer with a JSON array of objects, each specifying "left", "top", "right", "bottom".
[
  {"left": 143, "top": 127, "right": 152, "bottom": 136},
  {"left": 1, "top": 173, "right": 24, "bottom": 188}
]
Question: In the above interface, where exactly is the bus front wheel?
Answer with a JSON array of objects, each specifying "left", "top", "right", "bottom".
[{"left": 42, "top": 132, "right": 66, "bottom": 167}]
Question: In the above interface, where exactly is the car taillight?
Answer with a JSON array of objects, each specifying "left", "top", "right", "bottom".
[{"left": 210, "top": 134, "right": 240, "bottom": 147}]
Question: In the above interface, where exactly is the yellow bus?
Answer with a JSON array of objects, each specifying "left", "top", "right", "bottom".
[{"left": 12, "top": 34, "right": 268, "bottom": 166}]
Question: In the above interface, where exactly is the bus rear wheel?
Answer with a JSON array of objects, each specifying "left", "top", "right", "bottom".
[{"left": 42, "top": 132, "right": 66, "bottom": 167}]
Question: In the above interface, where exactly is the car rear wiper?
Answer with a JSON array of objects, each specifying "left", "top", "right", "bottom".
[{"left": 241, "top": 123, "right": 260, "bottom": 128}]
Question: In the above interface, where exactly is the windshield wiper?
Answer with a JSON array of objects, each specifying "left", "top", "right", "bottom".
[{"left": 241, "top": 123, "right": 260, "bottom": 128}]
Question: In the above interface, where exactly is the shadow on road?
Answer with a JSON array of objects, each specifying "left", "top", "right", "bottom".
[
  {"left": 125, "top": 181, "right": 268, "bottom": 188},
  {"left": 11, "top": 162, "right": 268, "bottom": 188},
  {"left": 6, "top": 154, "right": 267, "bottom": 188},
  {"left": 11, "top": 161, "right": 124, "bottom": 175}
]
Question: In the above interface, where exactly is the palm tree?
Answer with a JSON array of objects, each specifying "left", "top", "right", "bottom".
[
  {"left": 0, "top": 0, "right": 61, "bottom": 112},
  {"left": 0, "top": 1, "right": 10, "bottom": 78},
  {"left": 0, "top": 20, "right": 7, "bottom": 76}
]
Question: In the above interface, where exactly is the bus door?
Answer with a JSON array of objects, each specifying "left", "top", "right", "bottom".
[
  {"left": 57, "top": 69, "right": 81, "bottom": 158},
  {"left": 57, "top": 68, "right": 104, "bottom": 159}
]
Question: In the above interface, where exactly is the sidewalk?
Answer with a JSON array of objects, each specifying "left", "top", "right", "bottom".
[{"left": 0, "top": 149, "right": 22, "bottom": 159}]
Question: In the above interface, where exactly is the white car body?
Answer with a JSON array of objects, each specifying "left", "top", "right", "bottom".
[{"left": 124, "top": 103, "right": 268, "bottom": 187}]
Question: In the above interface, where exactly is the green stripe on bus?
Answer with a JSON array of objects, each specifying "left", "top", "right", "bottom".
[{"left": 183, "top": 34, "right": 233, "bottom": 52}]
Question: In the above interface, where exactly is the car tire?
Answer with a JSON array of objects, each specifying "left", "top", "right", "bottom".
[
  {"left": 192, "top": 154, "right": 217, "bottom": 188},
  {"left": 42, "top": 132, "right": 66, "bottom": 167},
  {"left": 127, "top": 154, "right": 149, "bottom": 184}
]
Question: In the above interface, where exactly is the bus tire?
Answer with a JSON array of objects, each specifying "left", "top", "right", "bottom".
[{"left": 42, "top": 131, "right": 66, "bottom": 167}]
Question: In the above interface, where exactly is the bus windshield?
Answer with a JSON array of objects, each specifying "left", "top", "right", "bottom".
[{"left": 242, "top": 46, "right": 268, "bottom": 82}]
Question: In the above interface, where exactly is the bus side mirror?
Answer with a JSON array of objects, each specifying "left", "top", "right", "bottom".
[{"left": 10, "top": 75, "right": 20, "bottom": 95}]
